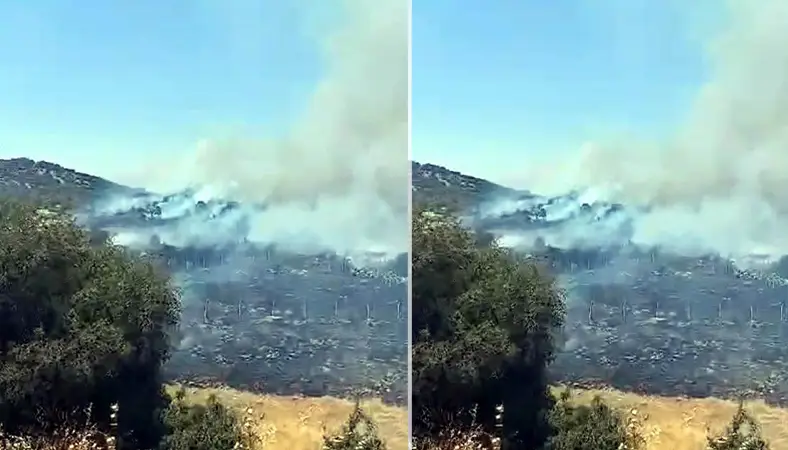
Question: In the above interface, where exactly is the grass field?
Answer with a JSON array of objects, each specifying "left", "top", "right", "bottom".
[
  {"left": 10, "top": 384, "right": 788, "bottom": 450},
  {"left": 170, "top": 386, "right": 409, "bottom": 450},
  {"left": 181, "top": 385, "right": 788, "bottom": 450},
  {"left": 558, "top": 387, "right": 788, "bottom": 450}
]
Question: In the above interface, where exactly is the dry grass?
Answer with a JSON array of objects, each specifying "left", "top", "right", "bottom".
[
  {"left": 0, "top": 385, "right": 407, "bottom": 450},
  {"left": 9, "top": 384, "right": 788, "bottom": 450},
  {"left": 167, "top": 385, "right": 408, "bottom": 450},
  {"left": 556, "top": 386, "right": 788, "bottom": 450},
  {"left": 419, "top": 387, "right": 788, "bottom": 450}
]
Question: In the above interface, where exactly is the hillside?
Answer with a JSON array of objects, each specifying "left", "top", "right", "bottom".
[
  {"left": 412, "top": 164, "right": 788, "bottom": 449},
  {"left": 0, "top": 157, "right": 136, "bottom": 208},
  {"left": 0, "top": 157, "right": 408, "bottom": 404},
  {"left": 412, "top": 161, "right": 788, "bottom": 404},
  {"left": 411, "top": 161, "right": 515, "bottom": 212}
]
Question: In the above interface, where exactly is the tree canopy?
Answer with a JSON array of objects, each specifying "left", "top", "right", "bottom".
[
  {"left": 412, "top": 208, "right": 566, "bottom": 448},
  {"left": 0, "top": 199, "right": 180, "bottom": 449}
]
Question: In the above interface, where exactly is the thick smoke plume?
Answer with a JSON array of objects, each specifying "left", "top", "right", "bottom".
[
  {"left": 520, "top": 0, "right": 788, "bottom": 262},
  {"left": 116, "top": 0, "right": 408, "bottom": 258}
]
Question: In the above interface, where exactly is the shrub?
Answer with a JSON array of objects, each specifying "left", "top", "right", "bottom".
[
  {"left": 546, "top": 390, "right": 642, "bottom": 450},
  {"left": 322, "top": 401, "right": 385, "bottom": 450},
  {"left": 706, "top": 402, "right": 769, "bottom": 450},
  {"left": 159, "top": 389, "right": 258, "bottom": 450}
]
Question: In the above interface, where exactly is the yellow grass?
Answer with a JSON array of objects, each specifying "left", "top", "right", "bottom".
[
  {"left": 169, "top": 385, "right": 408, "bottom": 450},
  {"left": 11, "top": 383, "right": 788, "bottom": 450},
  {"left": 2, "top": 386, "right": 407, "bottom": 450},
  {"left": 557, "top": 386, "right": 788, "bottom": 450}
]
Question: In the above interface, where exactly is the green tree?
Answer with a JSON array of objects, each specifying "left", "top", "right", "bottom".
[
  {"left": 412, "top": 208, "right": 566, "bottom": 449},
  {"left": 0, "top": 199, "right": 180, "bottom": 449}
]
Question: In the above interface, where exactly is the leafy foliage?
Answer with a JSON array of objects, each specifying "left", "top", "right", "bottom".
[
  {"left": 159, "top": 389, "right": 258, "bottom": 450},
  {"left": 322, "top": 401, "right": 385, "bottom": 450},
  {"left": 706, "top": 402, "right": 769, "bottom": 450},
  {"left": 545, "top": 390, "right": 641, "bottom": 450},
  {"left": 0, "top": 199, "right": 180, "bottom": 449},
  {"left": 412, "top": 207, "right": 566, "bottom": 449}
]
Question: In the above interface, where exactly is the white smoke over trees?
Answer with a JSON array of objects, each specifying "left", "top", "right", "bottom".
[
  {"left": 121, "top": 0, "right": 409, "bottom": 257},
  {"left": 519, "top": 0, "right": 788, "bottom": 261}
]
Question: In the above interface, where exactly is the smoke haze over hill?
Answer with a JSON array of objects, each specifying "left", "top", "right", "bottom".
[
  {"left": 117, "top": 0, "right": 408, "bottom": 258},
  {"left": 513, "top": 0, "right": 788, "bottom": 262}
]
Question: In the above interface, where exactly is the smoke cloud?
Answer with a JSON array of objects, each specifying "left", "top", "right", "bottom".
[
  {"left": 520, "top": 0, "right": 788, "bottom": 262},
  {"left": 116, "top": 0, "right": 409, "bottom": 258}
]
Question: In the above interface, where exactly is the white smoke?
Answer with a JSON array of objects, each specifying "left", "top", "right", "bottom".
[
  {"left": 114, "top": 0, "right": 408, "bottom": 258},
  {"left": 515, "top": 0, "right": 788, "bottom": 262}
]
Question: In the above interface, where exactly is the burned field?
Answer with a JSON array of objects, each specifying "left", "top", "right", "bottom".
[
  {"left": 534, "top": 247, "right": 788, "bottom": 405},
  {"left": 84, "top": 196, "right": 409, "bottom": 405},
  {"left": 470, "top": 190, "right": 788, "bottom": 406},
  {"left": 162, "top": 247, "right": 408, "bottom": 404}
]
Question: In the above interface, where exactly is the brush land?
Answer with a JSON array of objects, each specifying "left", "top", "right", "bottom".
[
  {"left": 167, "top": 386, "right": 408, "bottom": 450},
  {"left": 555, "top": 387, "right": 788, "bottom": 450},
  {"left": 173, "top": 384, "right": 788, "bottom": 450}
]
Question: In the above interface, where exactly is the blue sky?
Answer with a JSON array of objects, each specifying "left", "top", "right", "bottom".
[
  {"left": 412, "top": 0, "right": 725, "bottom": 185},
  {"left": 0, "top": 0, "right": 338, "bottom": 183}
]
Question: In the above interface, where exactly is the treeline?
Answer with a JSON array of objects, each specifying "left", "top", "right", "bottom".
[
  {"left": 0, "top": 199, "right": 385, "bottom": 450},
  {"left": 411, "top": 208, "right": 770, "bottom": 450}
]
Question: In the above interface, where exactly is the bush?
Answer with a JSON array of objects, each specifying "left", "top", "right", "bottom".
[
  {"left": 707, "top": 402, "right": 769, "bottom": 450},
  {"left": 546, "top": 390, "right": 642, "bottom": 450},
  {"left": 159, "top": 389, "right": 258, "bottom": 450},
  {"left": 0, "top": 199, "right": 180, "bottom": 449},
  {"left": 323, "top": 401, "right": 385, "bottom": 450}
]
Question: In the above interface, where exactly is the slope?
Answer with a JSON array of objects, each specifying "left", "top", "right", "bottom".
[
  {"left": 412, "top": 160, "right": 788, "bottom": 407},
  {"left": 0, "top": 157, "right": 137, "bottom": 208},
  {"left": 0, "top": 157, "right": 408, "bottom": 404}
]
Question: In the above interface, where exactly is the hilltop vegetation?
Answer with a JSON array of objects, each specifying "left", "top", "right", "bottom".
[
  {"left": 410, "top": 206, "right": 772, "bottom": 450},
  {"left": 0, "top": 157, "right": 134, "bottom": 210},
  {"left": 0, "top": 197, "right": 395, "bottom": 449},
  {"left": 411, "top": 161, "right": 512, "bottom": 213}
]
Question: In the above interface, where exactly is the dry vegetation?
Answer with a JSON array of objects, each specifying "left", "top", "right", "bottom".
[
  {"left": 418, "top": 387, "right": 788, "bottom": 450},
  {"left": 11, "top": 384, "right": 788, "bottom": 450},
  {"left": 167, "top": 386, "right": 408, "bottom": 450},
  {"left": 555, "top": 387, "right": 788, "bottom": 450},
  {"left": 1, "top": 386, "right": 407, "bottom": 450}
]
